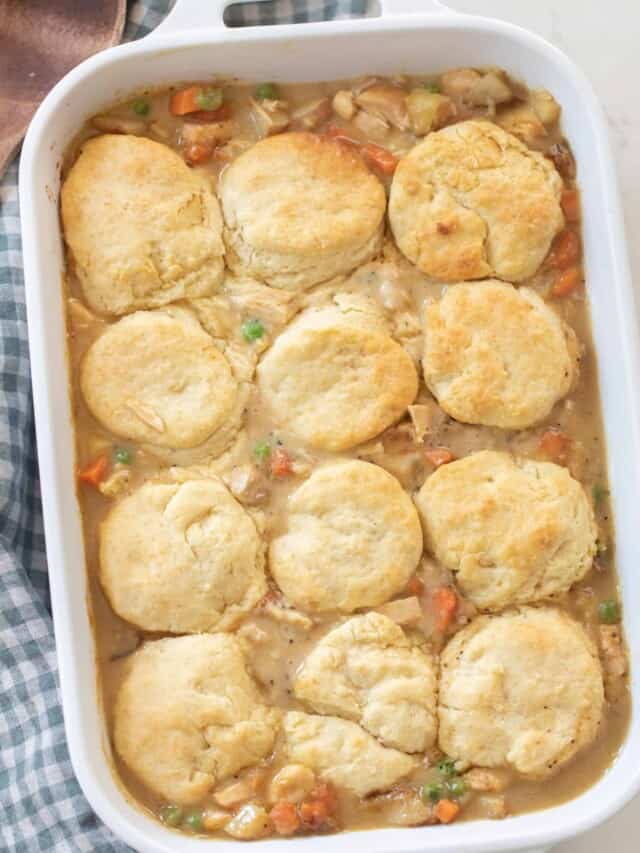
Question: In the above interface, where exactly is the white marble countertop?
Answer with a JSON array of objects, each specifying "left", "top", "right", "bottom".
[{"left": 441, "top": 4, "right": 639, "bottom": 851}]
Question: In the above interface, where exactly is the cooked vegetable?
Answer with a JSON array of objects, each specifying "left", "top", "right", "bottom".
[
  {"left": 269, "top": 801, "right": 300, "bottom": 835},
  {"left": 599, "top": 599, "right": 620, "bottom": 624},
  {"left": 561, "top": 188, "right": 581, "bottom": 222},
  {"left": 530, "top": 88, "right": 561, "bottom": 125},
  {"left": 538, "top": 428, "right": 571, "bottom": 461},
  {"left": 437, "top": 758, "right": 457, "bottom": 778},
  {"left": 446, "top": 778, "right": 467, "bottom": 798},
  {"left": 547, "top": 229, "right": 581, "bottom": 269},
  {"left": 406, "top": 89, "right": 451, "bottom": 135},
  {"left": 407, "top": 574, "right": 425, "bottom": 596},
  {"left": 433, "top": 587, "right": 458, "bottom": 632},
  {"left": 268, "top": 764, "right": 316, "bottom": 805},
  {"left": 255, "top": 82, "right": 279, "bottom": 101},
  {"left": 424, "top": 447, "right": 455, "bottom": 468},
  {"left": 114, "top": 447, "right": 132, "bottom": 465},
  {"left": 441, "top": 67, "right": 511, "bottom": 106},
  {"left": 185, "top": 811, "right": 204, "bottom": 831},
  {"left": 253, "top": 440, "right": 272, "bottom": 463},
  {"left": 332, "top": 89, "right": 356, "bottom": 120},
  {"left": 160, "top": 804, "right": 183, "bottom": 827},
  {"left": 435, "top": 798, "right": 460, "bottom": 824},
  {"left": 551, "top": 265, "right": 583, "bottom": 298},
  {"left": 360, "top": 142, "right": 398, "bottom": 174},
  {"left": 423, "top": 81, "right": 440, "bottom": 93},
  {"left": 497, "top": 104, "right": 546, "bottom": 146},
  {"left": 181, "top": 120, "right": 233, "bottom": 150},
  {"left": 421, "top": 782, "right": 445, "bottom": 803},
  {"left": 225, "top": 804, "right": 272, "bottom": 840},
  {"left": 132, "top": 99, "right": 150, "bottom": 116},
  {"left": 251, "top": 97, "right": 290, "bottom": 137},
  {"left": 242, "top": 318, "right": 265, "bottom": 342},
  {"left": 299, "top": 783, "right": 337, "bottom": 830},
  {"left": 592, "top": 483, "right": 609, "bottom": 507},
  {"left": 78, "top": 454, "right": 108, "bottom": 487},
  {"left": 202, "top": 809, "right": 230, "bottom": 831},
  {"left": 170, "top": 85, "right": 223, "bottom": 116},
  {"left": 183, "top": 142, "right": 213, "bottom": 165},
  {"left": 270, "top": 447, "right": 293, "bottom": 478}
]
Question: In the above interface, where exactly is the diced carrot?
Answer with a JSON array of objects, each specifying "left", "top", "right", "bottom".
[
  {"left": 185, "top": 103, "right": 231, "bottom": 123},
  {"left": 183, "top": 142, "right": 213, "bottom": 165},
  {"left": 425, "top": 447, "right": 456, "bottom": 468},
  {"left": 407, "top": 575, "right": 425, "bottom": 596},
  {"left": 546, "top": 229, "right": 581, "bottom": 269},
  {"left": 432, "top": 586, "right": 458, "bottom": 633},
  {"left": 550, "top": 265, "right": 583, "bottom": 298},
  {"left": 170, "top": 86, "right": 203, "bottom": 115},
  {"left": 270, "top": 447, "right": 293, "bottom": 478},
  {"left": 299, "top": 799, "right": 329, "bottom": 829},
  {"left": 361, "top": 142, "right": 399, "bottom": 175},
  {"left": 269, "top": 801, "right": 300, "bottom": 836},
  {"left": 78, "top": 454, "right": 108, "bottom": 488},
  {"left": 310, "top": 782, "right": 337, "bottom": 814},
  {"left": 561, "top": 188, "right": 581, "bottom": 222},
  {"left": 539, "top": 428, "right": 571, "bottom": 461},
  {"left": 435, "top": 798, "right": 460, "bottom": 824},
  {"left": 324, "top": 124, "right": 360, "bottom": 147}
]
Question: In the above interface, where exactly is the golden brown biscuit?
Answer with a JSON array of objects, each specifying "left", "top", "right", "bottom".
[
  {"left": 219, "top": 132, "right": 386, "bottom": 290},
  {"left": 80, "top": 308, "right": 239, "bottom": 451},
  {"left": 100, "top": 477, "right": 266, "bottom": 633},
  {"left": 422, "top": 281, "right": 579, "bottom": 429},
  {"left": 270, "top": 460, "right": 423, "bottom": 613},
  {"left": 389, "top": 120, "right": 563, "bottom": 281},
  {"left": 256, "top": 304, "right": 418, "bottom": 451},
  {"left": 61, "top": 135, "right": 224, "bottom": 315},
  {"left": 283, "top": 711, "right": 417, "bottom": 796},
  {"left": 114, "top": 635, "right": 279, "bottom": 804},
  {"left": 438, "top": 608, "right": 604, "bottom": 777},
  {"left": 294, "top": 612, "right": 437, "bottom": 752},
  {"left": 415, "top": 451, "right": 597, "bottom": 610}
]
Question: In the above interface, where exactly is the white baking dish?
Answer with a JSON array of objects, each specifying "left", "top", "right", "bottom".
[{"left": 18, "top": 1, "right": 640, "bottom": 851}]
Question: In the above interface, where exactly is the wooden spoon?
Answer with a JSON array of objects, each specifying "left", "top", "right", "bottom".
[{"left": 0, "top": 0, "right": 126, "bottom": 177}]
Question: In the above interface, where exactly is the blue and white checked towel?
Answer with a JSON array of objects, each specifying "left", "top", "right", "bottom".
[{"left": 0, "top": 2, "right": 369, "bottom": 850}]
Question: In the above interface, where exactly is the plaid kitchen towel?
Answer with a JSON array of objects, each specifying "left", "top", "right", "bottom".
[{"left": 0, "top": 2, "right": 369, "bottom": 850}]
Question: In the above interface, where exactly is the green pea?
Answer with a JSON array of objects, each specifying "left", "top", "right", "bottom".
[
  {"left": 195, "top": 87, "right": 224, "bottom": 111},
  {"left": 423, "top": 81, "right": 441, "bottom": 93},
  {"left": 437, "top": 757, "right": 457, "bottom": 778},
  {"left": 160, "top": 804, "right": 183, "bottom": 826},
  {"left": 185, "top": 811, "right": 204, "bottom": 832},
  {"left": 242, "top": 318, "right": 265, "bottom": 342},
  {"left": 132, "top": 99, "right": 150, "bottom": 116},
  {"left": 446, "top": 777, "right": 467, "bottom": 798},
  {"left": 420, "top": 782, "right": 445, "bottom": 803},
  {"left": 253, "top": 440, "right": 272, "bottom": 462},
  {"left": 599, "top": 599, "right": 620, "bottom": 624},
  {"left": 592, "top": 483, "right": 609, "bottom": 508},
  {"left": 255, "top": 82, "right": 279, "bottom": 101},
  {"left": 114, "top": 447, "right": 132, "bottom": 465}
]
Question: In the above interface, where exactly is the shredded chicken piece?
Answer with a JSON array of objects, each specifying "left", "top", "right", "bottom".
[
  {"left": 369, "top": 789, "right": 433, "bottom": 826},
  {"left": 497, "top": 104, "right": 546, "bottom": 147},
  {"left": 464, "top": 768, "right": 508, "bottom": 793},
  {"left": 352, "top": 109, "right": 390, "bottom": 141},
  {"left": 223, "top": 464, "right": 270, "bottom": 506},
  {"left": 355, "top": 84, "right": 409, "bottom": 131},
  {"left": 91, "top": 115, "right": 147, "bottom": 134},
  {"left": 408, "top": 405, "right": 434, "bottom": 442},
  {"left": 268, "top": 764, "right": 316, "bottom": 805},
  {"left": 215, "top": 771, "right": 266, "bottom": 808},
  {"left": 98, "top": 466, "right": 131, "bottom": 498},
  {"left": 530, "top": 88, "right": 561, "bottom": 125},
  {"left": 181, "top": 120, "right": 233, "bottom": 148},
  {"left": 441, "top": 67, "right": 512, "bottom": 106},
  {"left": 479, "top": 794, "right": 508, "bottom": 819},
  {"left": 599, "top": 625, "right": 627, "bottom": 679},
  {"left": 292, "top": 97, "right": 332, "bottom": 130},
  {"left": 251, "top": 98, "right": 290, "bottom": 137},
  {"left": 376, "top": 596, "right": 422, "bottom": 625},
  {"left": 332, "top": 90, "right": 356, "bottom": 120},
  {"left": 225, "top": 277, "right": 300, "bottom": 327},
  {"left": 202, "top": 809, "right": 230, "bottom": 831}
]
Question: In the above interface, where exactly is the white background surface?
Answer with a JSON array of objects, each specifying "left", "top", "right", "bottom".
[{"left": 440, "top": 3, "right": 639, "bottom": 851}]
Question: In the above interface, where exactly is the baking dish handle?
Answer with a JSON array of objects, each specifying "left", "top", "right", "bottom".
[{"left": 153, "top": 0, "right": 454, "bottom": 35}]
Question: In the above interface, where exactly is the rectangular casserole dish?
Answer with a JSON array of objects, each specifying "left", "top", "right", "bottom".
[{"left": 18, "top": 1, "right": 640, "bottom": 851}]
